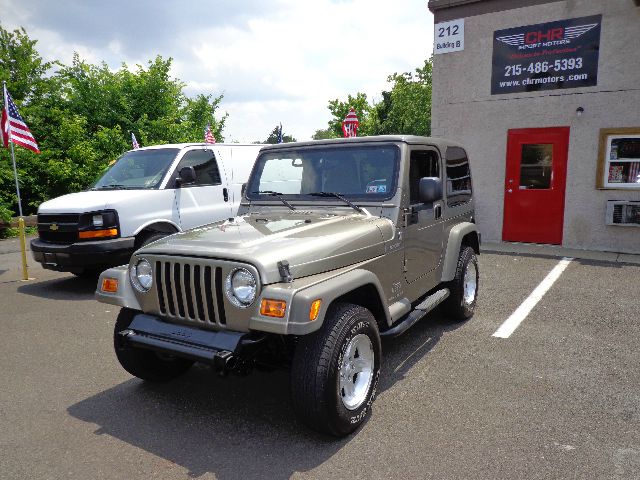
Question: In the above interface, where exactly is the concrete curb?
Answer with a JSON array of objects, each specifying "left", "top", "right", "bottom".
[{"left": 482, "top": 241, "right": 640, "bottom": 265}]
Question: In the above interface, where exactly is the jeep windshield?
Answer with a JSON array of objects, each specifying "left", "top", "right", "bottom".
[
  {"left": 92, "top": 148, "right": 180, "bottom": 190},
  {"left": 246, "top": 144, "right": 400, "bottom": 204}
]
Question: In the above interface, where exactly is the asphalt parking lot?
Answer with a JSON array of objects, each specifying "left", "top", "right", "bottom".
[{"left": 1, "top": 238, "right": 639, "bottom": 480}]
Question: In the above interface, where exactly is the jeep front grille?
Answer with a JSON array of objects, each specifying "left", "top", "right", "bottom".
[{"left": 155, "top": 260, "right": 226, "bottom": 326}]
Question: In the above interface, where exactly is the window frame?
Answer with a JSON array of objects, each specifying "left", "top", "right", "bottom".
[
  {"left": 245, "top": 143, "right": 401, "bottom": 202},
  {"left": 407, "top": 147, "right": 442, "bottom": 206},
  {"left": 167, "top": 147, "right": 222, "bottom": 188},
  {"left": 596, "top": 127, "right": 640, "bottom": 190}
]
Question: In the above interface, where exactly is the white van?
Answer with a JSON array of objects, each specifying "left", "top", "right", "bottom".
[{"left": 31, "top": 143, "right": 264, "bottom": 276}]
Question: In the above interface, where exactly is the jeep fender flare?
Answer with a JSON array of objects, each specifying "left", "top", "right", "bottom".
[
  {"left": 95, "top": 265, "right": 142, "bottom": 311},
  {"left": 441, "top": 222, "right": 480, "bottom": 282},
  {"left": 285, "top": 268, "right": 390, "bottom": 335}
]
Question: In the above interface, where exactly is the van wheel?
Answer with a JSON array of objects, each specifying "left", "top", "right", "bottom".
[
  {"left": 113, "top": 308, "right": 194, "bottom": 382},
  {"left": 291, "top": 303, "right": 381, "bottom": 437},
  {"left": 136, "top": 231, "right": 167, "bottom": 249},
  {"left": 443, "top": 246, "right": 478, "bottom": 321},
  {"left": 72, "top": 267, "right": 104, "bottom": 279}
]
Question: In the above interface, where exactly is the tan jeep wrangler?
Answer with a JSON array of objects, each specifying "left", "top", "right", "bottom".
[{"left": 96, "top": 135, "right": 480, "bottom": 437}]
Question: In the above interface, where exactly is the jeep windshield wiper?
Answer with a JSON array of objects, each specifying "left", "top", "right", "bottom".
[
  {"left": 308, "top": 192, "right": 363, "bottom": 213},
  {"left": 252, "top": 191, "right": 296, "bottom": 210}
]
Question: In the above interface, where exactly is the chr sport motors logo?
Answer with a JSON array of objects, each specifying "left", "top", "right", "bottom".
[{"left": 496, "top": 22, "right": 598, "bottom": 49}]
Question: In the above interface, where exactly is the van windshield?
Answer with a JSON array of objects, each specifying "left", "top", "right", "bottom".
[
  {"left": 92, "top": 148, "right": 180, "bottom": 190},
  {"left": 246, "top": 144, "right": 400, "bottom": 202}
]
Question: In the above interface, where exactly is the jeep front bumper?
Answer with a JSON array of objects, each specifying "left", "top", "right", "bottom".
[{"left": 117, "top": 313, "right": 250, "bottom": 369}]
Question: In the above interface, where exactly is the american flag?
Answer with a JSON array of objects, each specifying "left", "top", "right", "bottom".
[
  {"left": 277, "top": 123, "right": 283, "bottom": 143},
  {"left": 2, "top": 85, "right": 40, "bottom": 153},
  {"left": 0, "top": 108, "right": 6, "bottom": 148},
  {"left": 342, "top": 108, "right": 359, "bottom": 138},
  {"left": 204, "top": 124, "right": 216, "bottom": 144},
  {"left": 131, "top": 132, "right": 140, "bottom": 149}
]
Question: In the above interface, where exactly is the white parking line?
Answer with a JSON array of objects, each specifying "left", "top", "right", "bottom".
[{"left": 492, "top": 257, "right": 573, "bottom": 339}]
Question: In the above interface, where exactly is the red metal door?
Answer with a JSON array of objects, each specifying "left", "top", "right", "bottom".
[{"left": 502, "top": 127, "right": 570, "bottom": 245}]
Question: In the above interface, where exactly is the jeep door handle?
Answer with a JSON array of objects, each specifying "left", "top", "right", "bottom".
[
  {"left": 223, "top": 188, "right": 229, "bottom": 202},
  {"left": 434, "top": 204, "right": 442, "bottom": 220}
]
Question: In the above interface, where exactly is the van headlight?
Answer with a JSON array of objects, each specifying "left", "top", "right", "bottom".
[
  {"left": 224, "top": 268, "right": 257, "bottom": 307},
  {"left": 129, "top": 258, "right": 153, "bottom": 292}
]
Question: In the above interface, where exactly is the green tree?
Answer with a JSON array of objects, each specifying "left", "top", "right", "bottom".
[
  {"left": 327, "top": 92, "right": 375, "bottom": 138},
  {"left": 0, "top": 23, "right": 228, "bottom": 216},
  {"left": 374, "top": 58, "right": 432, "bottom": 136},
  {"left": 311, "top": 128, "right": 337, "bottom": 140},
  {"left": 322, "top": 58, "right": 433, "bottom": 139},
  {"left": 264, "top": 125, "right": 296, "bottom": 144}
]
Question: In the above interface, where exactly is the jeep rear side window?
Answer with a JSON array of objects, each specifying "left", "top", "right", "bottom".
[
  {"left": 409, "top": 150, "right": 440, "bottom": 204},
  {"left": 175, "top": 150, "right": 222, "bottom": 186},
  {"left": 445, "top": 146, "right": 472, "bottom": 207}
]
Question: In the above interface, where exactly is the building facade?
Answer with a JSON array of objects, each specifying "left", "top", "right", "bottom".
[{"left": 428, "top": 0, "right": 640, "bottom": 253}]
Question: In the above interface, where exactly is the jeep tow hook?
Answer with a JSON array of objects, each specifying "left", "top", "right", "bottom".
[{"left": 213, "top": 350, "right": 236, "bottom": 375}]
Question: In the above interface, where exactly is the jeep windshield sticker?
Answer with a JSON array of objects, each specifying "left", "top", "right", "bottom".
[{"left": 366, "top": 185, "right": 386, "bottom": 193}]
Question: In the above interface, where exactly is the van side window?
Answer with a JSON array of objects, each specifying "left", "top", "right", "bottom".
[
  {"left": 445, "top": 146, "right": 472, "bottom": 207},
  {"left": 176, "top": 150, "right": 222, "bottom": 186},
  {"left": 409, "top": 149, "right": 440, "bottom": 204}
]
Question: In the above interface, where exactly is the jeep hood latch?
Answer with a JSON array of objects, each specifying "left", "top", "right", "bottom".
[{"left": 278, "top": 260, "right": 293, "bottom": 283}]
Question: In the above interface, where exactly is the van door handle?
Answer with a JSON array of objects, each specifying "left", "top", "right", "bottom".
[{"left": 223, "top": 188, "right": 229, "bottom": 202}]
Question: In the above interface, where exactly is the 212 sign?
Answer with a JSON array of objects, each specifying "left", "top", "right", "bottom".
[{"left": 434, "top": 19, "right": 464, "bottom": 55}]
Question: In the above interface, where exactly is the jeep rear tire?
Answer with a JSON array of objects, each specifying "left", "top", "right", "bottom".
[
  {"left": 291, "top": 303, "right": 381, "bottom": 437},
  {"left": 113, "top": 308, "right": 194, "bottom": 382},
  {"left": 443, "top": 246, "right": 478, "bottom": 321}
]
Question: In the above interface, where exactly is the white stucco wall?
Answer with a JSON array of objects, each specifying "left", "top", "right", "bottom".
[{"left": 431, "top": 0, "right": 640, "bottom": 253}]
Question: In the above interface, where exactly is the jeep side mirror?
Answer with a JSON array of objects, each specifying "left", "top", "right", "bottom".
[
  {"left": 176, "top": 166, "right": 196, "bottom": 187},
  {"left": 418, "top": 177, "right": 442, "bottom": 203}
]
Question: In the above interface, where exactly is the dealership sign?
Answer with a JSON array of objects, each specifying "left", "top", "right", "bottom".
[{"left": 491, "top": 15, "right": 602, "bottom": 95}]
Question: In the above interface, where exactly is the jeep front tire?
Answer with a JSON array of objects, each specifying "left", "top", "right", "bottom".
[{"left": 291, "top": 303, "right": 381, "bottom": 437}]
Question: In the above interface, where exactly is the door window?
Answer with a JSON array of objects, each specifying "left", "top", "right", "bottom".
[
  {"left": 408, "top": 150, "right": 440, "bottom": 204},
  {"left": 520, "top": 144, "right": 552, "bottom": 189},
  {"left": 175, "top": 149, "right": 222, "bottom": 186}
]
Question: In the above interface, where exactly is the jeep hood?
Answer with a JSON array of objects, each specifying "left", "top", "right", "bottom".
[{"left": 140, "top": 211, "right": 395, "bottom": 284}]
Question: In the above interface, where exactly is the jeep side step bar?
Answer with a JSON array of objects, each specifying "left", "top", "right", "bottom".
[{"left": 380, "top": 288, "right": 450, "bottom": 338}]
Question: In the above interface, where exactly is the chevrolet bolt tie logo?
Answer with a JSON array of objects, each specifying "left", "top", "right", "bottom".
[{"left": 49, "top": 223, "right": 59, "bottom": 231}]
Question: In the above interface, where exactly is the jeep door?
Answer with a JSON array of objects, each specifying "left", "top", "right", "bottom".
[
  {"left": 171, "top": 148, "right": 233, "bottom": 230},
  {"left": 404, "top": 147, "right": 444, "bottom": 284}
]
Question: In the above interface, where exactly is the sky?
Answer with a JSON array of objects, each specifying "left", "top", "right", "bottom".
[{"left": 1, "top": 0, "right": 434, "bottom": 143}]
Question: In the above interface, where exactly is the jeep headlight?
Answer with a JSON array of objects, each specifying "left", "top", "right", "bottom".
[
  {"left": 129, "top": 258, "right": 153, "bottom": 292},
  {"left": 224, "top": 268, "right": 257, "bottom": 307}
]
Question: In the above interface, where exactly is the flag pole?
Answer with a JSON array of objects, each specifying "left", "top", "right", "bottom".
[{"left": 3, "top": 81, "right": 29, "bottom": 280}]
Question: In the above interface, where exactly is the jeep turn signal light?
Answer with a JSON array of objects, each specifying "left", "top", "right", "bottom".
[
  {"left": 309, "top": 299, "right": 322, "bottom": 321},
  {"left": 101, "top": 278, "right": 119, "bottom": 293},
  {"left": 79, "top": 228, "right": 118, "bottom": 239},
  {"left": 260, "top": 299, "right": 287, "bottom": 318}
]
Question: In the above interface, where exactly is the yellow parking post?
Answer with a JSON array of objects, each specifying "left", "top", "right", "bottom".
[{"left": 18, "top": 217, "right": 29, "bottom": 281}]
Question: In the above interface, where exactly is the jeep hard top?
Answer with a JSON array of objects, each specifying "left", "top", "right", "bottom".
[{"left": 96, "top": 135, "right": 480, "bottom": 437}]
